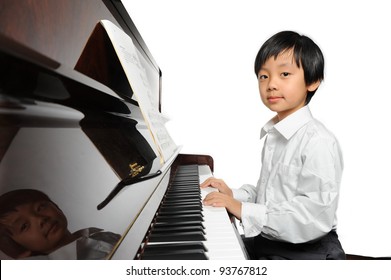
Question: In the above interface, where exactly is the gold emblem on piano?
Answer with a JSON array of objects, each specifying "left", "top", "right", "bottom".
[{"left": 129, "top": 162, "right": 145, "bottom": 178}]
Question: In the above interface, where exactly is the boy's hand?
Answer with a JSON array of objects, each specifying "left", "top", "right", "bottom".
[
  {"left": 203, "top": 192, "right": 242, "bottom": 219},
  {"left": 200, "top": 177, "right": 233, "bottom": 197}
]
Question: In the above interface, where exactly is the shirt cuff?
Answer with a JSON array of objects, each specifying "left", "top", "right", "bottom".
[
  {"left": 241, "top": 202, "right": 267, "bottom": 237},
  {"left": 232, "top": 188, "right": 250, "bottom": 201}
]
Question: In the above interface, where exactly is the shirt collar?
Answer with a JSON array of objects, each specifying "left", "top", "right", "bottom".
[{"left": 260, "top": 106, "right": 313, "bottom": 140}]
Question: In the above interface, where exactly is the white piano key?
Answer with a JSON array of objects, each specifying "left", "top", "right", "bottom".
[{"left": 199, "top": 165, "right": 247, "bottom": 260}]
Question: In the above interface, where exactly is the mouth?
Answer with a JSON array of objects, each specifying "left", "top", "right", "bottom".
[{"left": 267, "top": 96, "right": 283, "bottom": 103}]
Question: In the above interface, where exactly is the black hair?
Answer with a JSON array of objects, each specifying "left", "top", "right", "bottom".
[
  {"left": 0, "top": 189, "right": 52, "bottom": 220},
  {"left": 254, "top": 31, "right": 324, "bottom": 104}
]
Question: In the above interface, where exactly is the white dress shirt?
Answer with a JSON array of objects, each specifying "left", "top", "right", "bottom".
[
  {"left": 23, "top": 228, "right": 120, "bottom": 260},
  {"left": 233, "top": 106, "right": 343, "bottom": 243}
]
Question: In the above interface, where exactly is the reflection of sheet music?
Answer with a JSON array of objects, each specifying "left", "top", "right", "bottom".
[{"left": 100, "top": 20, "right": 177, "bottom": 163}]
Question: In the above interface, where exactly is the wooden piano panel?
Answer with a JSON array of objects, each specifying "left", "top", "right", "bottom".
[
  {"left": 0, "top": 0, "right": 118, "bottom": 68},
  {"left": 0, "top": 0, "right": 165, "bottom": 259}
]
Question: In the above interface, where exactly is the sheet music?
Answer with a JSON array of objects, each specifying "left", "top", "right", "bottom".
[{"left": 99, "top": 20, "right": 177, "bottom": 163}]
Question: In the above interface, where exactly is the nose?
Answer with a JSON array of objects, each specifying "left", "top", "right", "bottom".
[
  {"left": 39, "top": 216, "right": 49, "bottom": 228},
  {"left": 267, "top": 75, "right": 278, "bottom": 91},
  {"left": 31, "top": 213, "right": 50, "bottom": 229}
]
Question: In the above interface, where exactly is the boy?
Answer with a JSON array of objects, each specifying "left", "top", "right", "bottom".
[
  {"left": 0, "top": 189, "right": 120, "bottom": 259},
  {"left": 201, "top": 31, "right": 345, "bottom": 259}
]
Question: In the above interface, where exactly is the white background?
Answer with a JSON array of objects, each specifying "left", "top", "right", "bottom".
[{"left": 123, "top": 0, "right": 391, "bottom": 257}]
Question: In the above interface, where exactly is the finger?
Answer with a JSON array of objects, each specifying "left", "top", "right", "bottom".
[
  {"left": 200, "top": 177, "right": 224, "bottom": 189},
  {"left": 209, "top": 180, "right": 228, "bottom": 193},
  {"left": 202, "top": 192, "right": 215, "bottom": 204},
  {"left": 204, "top": 197, "right": 226, "bottom": 208},
  {"left": 203, "top": 192, "right": 225, "bottom": 206},
  {"left": 209, "top": 180, "right": 222, "bottom": 189},
  {"left": 200, "top": 177, "right": 215, "bottom": 188}
]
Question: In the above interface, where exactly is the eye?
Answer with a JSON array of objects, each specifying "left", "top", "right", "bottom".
[
  {"left": 20, "top": 222, "right": 29, "bottom": 232},
  {"left": 258, "top": 74, "right": 268, "bottom": 80},
  {"left": 281, "top": 72, "right": 290, "bottom": 77},
  {"left": 36, "top": 202, "right": 48, "bottom": 212}
]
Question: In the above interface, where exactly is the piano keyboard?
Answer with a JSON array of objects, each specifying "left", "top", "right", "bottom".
[{"left": 138, "top": 164, "right": 247, "bottom": 260}]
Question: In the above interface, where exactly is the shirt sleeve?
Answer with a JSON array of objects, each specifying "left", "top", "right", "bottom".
[
  {"left": 232, "top": 184, "right": 268, "bottom": 237},
  {"left": 241, "top": 202, "right": 268, "bottom": 237},
  {"left": 232, "top": 184, "right": 257, "bottom": 202}
]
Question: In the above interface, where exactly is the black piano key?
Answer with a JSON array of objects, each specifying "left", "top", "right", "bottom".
[
  {"left": 161, "top": 204, "right": 202, "bottom": 210},
  {"left": 153, "top": 220, "right": 205, "bottom": 229},
  {"left": 171, "top": 177, "right": 198, "bottom": 181},
  {"left": 162, "top": 200, "right": 202, "bottom": 206},
  {"left": 173, "top": 174, "right": 197, "bottom": 178},
  {"left": 159, "top": 205, "right": 202, "bottom": 212},
  {"left": 155, "top": 213, "right": 204, "bottom": 223},
  {"left": 164, "top": 194, "right": 201, "bottom": 200},
  {"left": 166, "top": 190, "right": 200, "bottom": 196},
  {"left": 166, "top": 187, "right": 199, "bottom": 192},
  {"left": 163, "top": 198, "right": 201, "bottom": 204},
  {"left": 168, "top": 185, "right": 199, "bottom": 190},
  {"left": 173, "top": 170, "right": 198, "bottom": 174},
  {"left": 163, "top": 197, "right": 201, "bottom": 203},
  {"left": 164, "top": 195, "right": 200, "bottom": 201},
  {"left": 141, "top": 242, "right": 208, "bottom": 260},
  {"left": 167, "top": 189, "right": 199, "bottom": 194},
  {"left": 170, "top": 182, "right": 199, "bottom": 187},
  {"left": 142, "top": 241, "right": 207, "bottom": 254},
  {"left": 173, "top": 176, "right": 198, "bottom": 179},
  {"left": 173, "top": 172, "right": 198, "bottom": 175},
  {"left": 141, "top": 250, "right": 208, "bottom": 260},
  {"left": 171, "top": 181, "right": 197, "bottom": 185},
  {"left": 158, "top": 209, "right": 203, "bottom": 216},
  {"left": 172, "top": 176, "right": 198, "bottom": 180},
  {"left": 176, "top": 166, "right": 198, "bottom": 170},
  {"left": 151, "top": 225, "right": 205, "bottom": 234},
  {"left": 172, "top": 181, "right": 198, "bottom": 184},
  {"left": 149, "top": 231, "right": 206, "bottom": 242},
  {"left": 168, "top": 188, "right": 199, "bottom": 192},
  {"left": 168, "top": 188, "right": 199, "bottom": 193},
  {"left": 173, "top": 171, "right": 198, "bottom": 174},
  {"left": 169, "top": 185, "right": 199, "bottom": 189}
]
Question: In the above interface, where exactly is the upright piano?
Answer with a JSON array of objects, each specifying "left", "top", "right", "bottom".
[{"left": 0, "top": 0, "right": 247, "bottom": 260}]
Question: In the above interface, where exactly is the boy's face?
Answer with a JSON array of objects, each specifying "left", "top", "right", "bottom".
[
  {"left": 0, "top": 200, "right": 71, "bottom": 257},
  {"left": 257, "top": 49, "right": 319, "bottom": 120}
]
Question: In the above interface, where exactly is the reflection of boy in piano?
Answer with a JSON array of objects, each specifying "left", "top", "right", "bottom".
[
  {"left": 0, "top": 189, "right": 120, "bottom": 259},
  {"left": 201, "top": 31, "right": 345, "bottom": 259}
]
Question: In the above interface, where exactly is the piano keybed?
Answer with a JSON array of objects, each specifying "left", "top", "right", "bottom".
[{"left": 137, "top": 164, "right": 247, "bottom": 260}]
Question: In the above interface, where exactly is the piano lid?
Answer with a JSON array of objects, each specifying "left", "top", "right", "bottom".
[{"left": 0, "top": 0, "right": 169, "bottom": 259}]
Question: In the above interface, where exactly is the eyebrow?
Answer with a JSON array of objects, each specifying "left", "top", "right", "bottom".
[
  {"left": 1, "top": 208, "right": 25, "bottom": 228},
  {"left": 3, "top": 213, "right": 19, "bottom": 227},
  {"left": 260, "top": 62, "right": 295, "bottom": 72}
]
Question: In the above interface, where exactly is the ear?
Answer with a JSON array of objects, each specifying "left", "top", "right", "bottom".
[{"left": 307, "top": 80, "right": 321, "bottom": 92}]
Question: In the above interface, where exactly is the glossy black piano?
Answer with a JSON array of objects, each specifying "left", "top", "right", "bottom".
[{"left": 0, "top": 0, "right": 247, "bottom": 260}]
